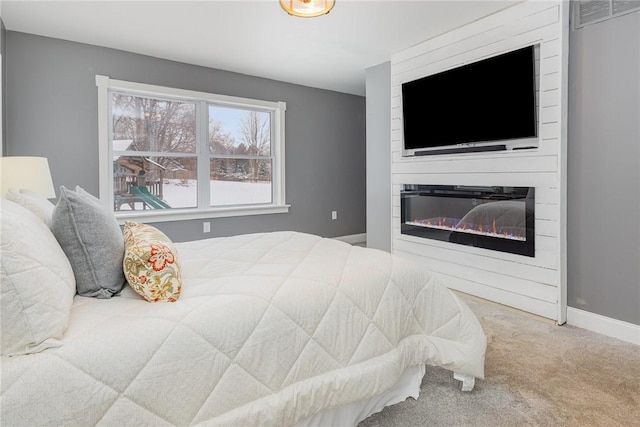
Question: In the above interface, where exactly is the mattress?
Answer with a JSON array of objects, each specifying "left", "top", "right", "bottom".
[{"left": 1, "top": 231, "right": 486, "bottom": 426}]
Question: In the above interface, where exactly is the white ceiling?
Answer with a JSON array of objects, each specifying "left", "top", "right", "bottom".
[{"left": 1, "top": 0, "right": 519, "bottom": 96}]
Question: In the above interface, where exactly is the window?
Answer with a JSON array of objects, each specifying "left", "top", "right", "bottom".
[{"left": 96, "top": 76, "right": 288, "bottom": 222}]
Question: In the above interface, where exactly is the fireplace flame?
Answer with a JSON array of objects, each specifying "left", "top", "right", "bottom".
[{"left": 406, "top": 217, "right": 526, "bottom": 242}]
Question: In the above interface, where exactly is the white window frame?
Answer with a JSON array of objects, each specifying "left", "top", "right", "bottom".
[{"left": 96, "top": 75, "right": 289, "bottom": 224}]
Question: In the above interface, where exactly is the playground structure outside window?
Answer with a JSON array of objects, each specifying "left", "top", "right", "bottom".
[{"left": 96, "top": 75, "right": 289, "bottom": 224}]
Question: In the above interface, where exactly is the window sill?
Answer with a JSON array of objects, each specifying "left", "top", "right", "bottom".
[{"left": 115, "top": 204, "right": 290, "bottom": 225}]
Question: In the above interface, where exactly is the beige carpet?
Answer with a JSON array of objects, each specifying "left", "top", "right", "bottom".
[{"left": 359, "top": 293, "right": 640, "bottom": 427}]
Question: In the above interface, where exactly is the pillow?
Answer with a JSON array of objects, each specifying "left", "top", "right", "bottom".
[
  {"left": 1, "top": 199, "right": 76, "bottom": 356},
  {"left": 51, "top": 186, "right": 126, "bottom": 298},
  {"left": 5, "top": 188, "right": 55, "bottom": 227},
  {"left": 123, "top": 221, "right": 182, "bottom": 302}
]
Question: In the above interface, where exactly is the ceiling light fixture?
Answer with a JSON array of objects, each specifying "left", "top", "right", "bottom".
[{"left": 280, "top": 0, "right": 335, "bottom": 18}]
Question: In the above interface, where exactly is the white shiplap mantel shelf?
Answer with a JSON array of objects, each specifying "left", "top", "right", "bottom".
[{"left": 390, "top": 0, "right": 569, "bottom": 323}]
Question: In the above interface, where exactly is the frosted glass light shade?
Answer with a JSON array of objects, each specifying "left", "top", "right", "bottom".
[
  {"left": 0, "top": 156, "right": 56, "bottom": 198},
  {"left": 280, "top": 0, "right": 335, "bottom": 17}
]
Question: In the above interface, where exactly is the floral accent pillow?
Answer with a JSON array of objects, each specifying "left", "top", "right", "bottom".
[{"left": 122, "top": 221, "right": 182, "bottom": 302}]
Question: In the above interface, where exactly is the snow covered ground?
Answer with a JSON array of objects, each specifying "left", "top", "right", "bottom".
[{"left": 158, "top": 179, "right": 271, "bottom": 208}]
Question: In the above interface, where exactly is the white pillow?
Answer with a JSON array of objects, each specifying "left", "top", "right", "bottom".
[
  {"left": 5, "top": 188, "right": 55, "bottom": 227},
  {"left": 0, "top": 199, "right": 76, "bottom": 356}
]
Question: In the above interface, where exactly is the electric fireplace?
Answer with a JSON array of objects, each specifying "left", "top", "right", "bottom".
[{"left": 401, "top": 185, "right": 535, "bottom": 257}]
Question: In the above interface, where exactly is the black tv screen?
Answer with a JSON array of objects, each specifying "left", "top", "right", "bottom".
[{"left": 402, "top": 45, "right": 537, "bottom": 151}]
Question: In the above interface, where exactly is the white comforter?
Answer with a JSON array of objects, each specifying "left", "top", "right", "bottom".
[{"left": 1, "top": 232, "right": 486, "bottom": 426}]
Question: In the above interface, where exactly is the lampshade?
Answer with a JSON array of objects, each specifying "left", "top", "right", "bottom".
[
  {"left": 0, "top": 156, "right": 56, "bottom": 199},
  {"left": 280, "top": 0, "right": 335, "bottom": 17}
]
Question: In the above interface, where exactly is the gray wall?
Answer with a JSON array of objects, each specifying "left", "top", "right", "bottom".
[
  {"left": 568, "top": 11, "right": 640, "bottom": 325},
  {"left": 5, "top": 32, "right": 366, "bottom": 242},
  {"left": 365, "top": 62, "right": 391, "bottom": 252}
]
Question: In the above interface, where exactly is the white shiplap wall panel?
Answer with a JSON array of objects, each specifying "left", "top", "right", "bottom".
[
  {"left": 425, "top": 268, "right": 559, "bottom": 319},
  {"left": 391, "top": 95, "right": 401, "bottom": 109},
  {"left": 536, "top": 204, "right": 561, "bottom": 221},
  {"left": 394, "top": 229, "right": 558, "bottom": 266},
  {"left": 542, "top": 55, "right": 562, "bottom": 75},
  {"left": 535, "top": 219, "right": 557, "bottom": 237},
  {"left": 399, "top": 251, "right": 557, "bottom": 303},
  {"left": 537, "top": 138, "right": 560, "bottom": 153},
  {"left": 534, "top": 186, "right": 559, "bottom": 204},
  {"left": 392, "top": 8, "right": 559, "bottom": 85},
  {"left": 542, "top": 105, "right": 561, "bottom": 123},
  {"left": 393, "top": 237, "right": 559, "bottom": 284},
  {"left": 391, "top": 155, "right": 557, "bottom": 174},
  {"left": 396, "top": 251, "right": 557, "bottom": 318},
  {"left": 390, "top": 0, "right": 568, "bottom": 322},
  {"left": 541, "top": 71, "right": 561, "bottom": 91},
  {"left": 541, "top": 122, "right": 561, "bottom": 139},
  {"left": 541, "top": 88, "right": 561, "bottom": 107},
  {"left": 392, "top": 172, "right": 559, "bottom": 188},
  {"left": 392, "top": 1, "right": 554, "bottom": 65},
  {"left": 542, "top": 37, "right": 562, "bottom": 58}
]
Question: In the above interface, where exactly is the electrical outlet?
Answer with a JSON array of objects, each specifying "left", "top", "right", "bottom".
[
  {"left": 331, "top": 211, "right": 337, "bottom": 220},
  {"left": 203, "top": 222, "right": 211, "bottom": 233}
]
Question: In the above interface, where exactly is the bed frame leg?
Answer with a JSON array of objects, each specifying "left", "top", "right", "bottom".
[{"left": 453, "top": 372, "right": 476, "bottom": 392}]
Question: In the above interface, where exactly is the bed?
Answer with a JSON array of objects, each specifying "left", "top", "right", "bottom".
[{"left": 1, "top": 189, "right": 486, "bottom": 426}]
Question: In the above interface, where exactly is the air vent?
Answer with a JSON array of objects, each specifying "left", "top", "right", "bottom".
[
  {"left": 613, "top": 0, "right": 640, "bottom": 14},
  {"left": 573, "top": 0, "right": 640, "bottom": 29}
]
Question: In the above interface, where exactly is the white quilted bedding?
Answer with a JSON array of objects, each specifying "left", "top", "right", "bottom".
[{"left": 1, "top": 231, "right": 486, "bottom": 426}]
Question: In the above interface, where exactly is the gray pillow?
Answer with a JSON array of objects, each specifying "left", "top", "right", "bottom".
[{"left": 51, "top": 186, "right": 125, "bottom": 298}]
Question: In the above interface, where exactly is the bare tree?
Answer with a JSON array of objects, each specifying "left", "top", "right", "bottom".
[
  {"left": 112, "top": 95, "right": 197, "bottom": 191},
  {"left": 208, "top": 118, "right": 235, "bottom": 154},
  {"left": 113, "top": 95, "right": 196, "bottom": 154},
  {"left": 239, "top": 111, "right": 270, "bottom": 180},
  {"left": 208, "top": 118, "right": 236, "bottom": 179}
]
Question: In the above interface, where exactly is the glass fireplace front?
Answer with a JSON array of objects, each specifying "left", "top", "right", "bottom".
[{"left": 401, "top": 185, "right": 535, "bottom": 257}]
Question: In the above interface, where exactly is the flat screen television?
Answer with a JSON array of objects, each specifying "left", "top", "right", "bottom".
[{"left": 402, "top": 45, "right": 537, "bottom": 153}]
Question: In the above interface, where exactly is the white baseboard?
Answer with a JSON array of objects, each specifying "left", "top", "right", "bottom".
[
  {"left": 333, "top": 233, "right": 367, "bottom": 245},
  {"left": 566, "top": 307, "right": 640, "bottom": 346}
]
